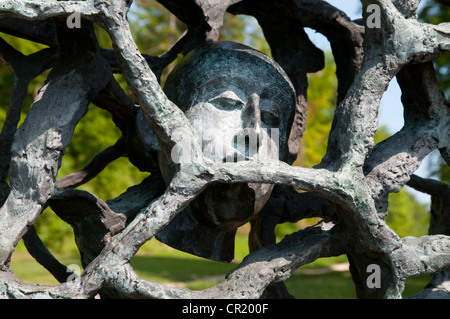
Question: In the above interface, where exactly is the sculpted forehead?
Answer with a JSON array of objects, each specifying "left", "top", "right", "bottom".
[{"left": 164, "top": 41, "right": 296, "bottom": 110}]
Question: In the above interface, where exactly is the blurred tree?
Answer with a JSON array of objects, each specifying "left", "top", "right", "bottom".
[{"left": 296, "top": 53, "right": 337, "bottom": 169}]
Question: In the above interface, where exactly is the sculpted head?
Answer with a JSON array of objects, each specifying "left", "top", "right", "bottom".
[{"left": 156, "top": 41, "right": 296, "bottom": 262}]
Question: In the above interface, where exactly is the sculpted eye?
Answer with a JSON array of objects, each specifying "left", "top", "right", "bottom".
[
  {"left": 261, "top": 110, "right": 280, "bottom": 127},
  {"left": 208, "top": 91, "right": 245, "bottom": 110}
]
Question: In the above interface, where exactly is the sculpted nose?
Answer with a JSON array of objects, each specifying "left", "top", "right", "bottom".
[{"left": 242, "top": 93, "right": 262, "bottom": 134}]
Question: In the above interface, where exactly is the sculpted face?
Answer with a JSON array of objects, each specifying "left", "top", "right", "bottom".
[{"left": 156, "top": 41, "right": 296, "bottom": 262}]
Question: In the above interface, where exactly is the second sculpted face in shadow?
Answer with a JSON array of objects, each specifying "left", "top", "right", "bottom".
[{"left": 156, "top": 41, "right": 296, "bottom": 262}]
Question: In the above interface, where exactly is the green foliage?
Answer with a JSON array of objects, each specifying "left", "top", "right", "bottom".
[
  {"left": 57, "top": 105, "right": 150, "bottom": 201},
  {"left": 131, "top": 1, "right": 186, "bottom": 55},
  {"left": 220, "top": 14, "right": 271, "bottom": 56},
  {"left": 297, "top": 53, "right": 337, "bottom": 168},
  {"left": 0, "top": 64, "right": 11, "bottom": 124},
  {"left": 0, "top": 14, "right": 153, "bottom": 251},
  {"left": 32, "top": 104, "right": 150, "bottom": 252},
  {"left": 436, "top": 161, "right": 450, "bottom": 183},
  {"left": 10, "top": 252, "right": 81, "bottom": 284},
  {"left": 296, "top": 53, "right": 391, "bottom": 168},
  {"left": 32, "top": 208, "right": 77, "bottom": 254},
  {"left": 386, "top": 189, "right": 429, "bottom": 237},
  {"left": 130, "top": 1, "right": 187, "bottom": 84}
]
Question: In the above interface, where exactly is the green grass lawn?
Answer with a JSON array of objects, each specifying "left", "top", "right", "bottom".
[{"left": 9, "top": 235, "right": 430, "bottom": 299}]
